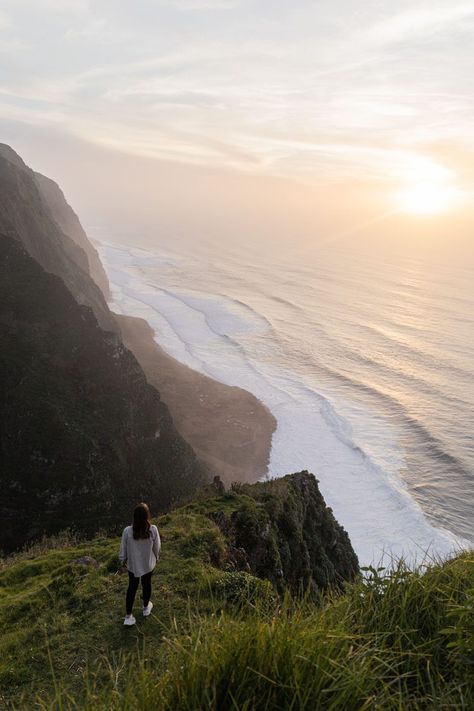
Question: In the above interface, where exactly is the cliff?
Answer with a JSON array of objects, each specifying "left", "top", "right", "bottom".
[
  {"left": 0, "top": 235, "right": 205, "bottom": 552},
  {"left": 0, "top": 142, "right": 278, "bottom": 555},
  {"left": 9, "top": 144, "right": 276, "bottom": 485},
  {"left": 205, "top": 471, "right": 359, "bottom": 592},
  {"left": 0, "top": 144, "right": 114, "bottom": 331}
]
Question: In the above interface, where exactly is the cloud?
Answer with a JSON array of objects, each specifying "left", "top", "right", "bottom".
[
  {"left": 364, "top": 2, "right": 474, "bottom": 45},
  {"left": 159, "top": 0, "right": 239, "bottom": 9},
  {"left": 63, "top": 19, "right": 108, "bottom": 40},
  {"left": 0, "top": 11, "right": 9, "bottom": 31},
  {"left": 0, "top": 38, "right": 30, "bottom": 54},
  {"left": 0, "top": 0, "right": 473, "bottom": 190},
  {"left": 6, "top": 0, "right": 89, "bottom": 11}
]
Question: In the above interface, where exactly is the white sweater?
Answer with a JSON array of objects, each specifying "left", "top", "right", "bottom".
[{"left": 119, "top": 524, "right": 161, "bottom": 578}]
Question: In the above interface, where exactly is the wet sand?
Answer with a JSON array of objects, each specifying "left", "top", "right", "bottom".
[{"left": 117, "top": 314, "right": 277, "bottom": 486}]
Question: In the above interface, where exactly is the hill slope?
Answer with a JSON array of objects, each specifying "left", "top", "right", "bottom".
[
  {"left": 0, "top": 473, "right": 358, "bottom": 703},
  {"left": 0, "top": 476, "right": 471, "bottom": 710}
]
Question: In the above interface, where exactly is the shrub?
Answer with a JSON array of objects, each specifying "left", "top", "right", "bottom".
[{"left": 212, "top": 571, "right": 277, "bottom": 611}]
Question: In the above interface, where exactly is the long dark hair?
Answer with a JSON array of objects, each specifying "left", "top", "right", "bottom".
[{"left": 132, "top": 502, "right": 151, "bottom": 540}]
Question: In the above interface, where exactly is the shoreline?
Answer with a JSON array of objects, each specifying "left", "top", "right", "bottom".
[
  {"left": 96, "top": 239, "right": 470, "bottom": 566},
  {"left": 117, "top": 313, "right": 277, "bottom": 486}
]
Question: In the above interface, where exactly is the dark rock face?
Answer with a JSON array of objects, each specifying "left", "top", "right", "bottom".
[
  {"left": 209, "top": 472, "right": 359, "bottom": 593},
  {"left": 0, "top": 144, "right": 115, "bottom": 331},
  {"left": 0, "top": 235, "right": 205, "bottom": 553}
]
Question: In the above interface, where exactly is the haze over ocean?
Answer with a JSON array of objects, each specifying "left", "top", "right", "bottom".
[{"left": 95, "top": 229, "right": 473, "bottom": 567}]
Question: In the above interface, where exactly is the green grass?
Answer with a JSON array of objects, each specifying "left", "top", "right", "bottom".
[
  {"left": 0, "top": 497, "right": 472, "bottom": 710},
  {"left": 0, "top": 499, "right": 241, "bottom": 708}
]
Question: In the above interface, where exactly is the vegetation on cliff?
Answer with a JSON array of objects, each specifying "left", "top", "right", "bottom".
[
  {"left": 0, "top": 476, "right": 471, "bottom": 710},
  {"left": 0, "top": 474, "right": 359, "bottom": 705},
  {"left": 199, "top": 471, "right": 359, "bottom": 593}
]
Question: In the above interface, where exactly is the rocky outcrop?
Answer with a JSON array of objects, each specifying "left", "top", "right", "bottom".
[
  {"left": 209, "top": 472, "right": 359, "bottom": 593},
  {"left": 0, "top": 235, "right": 205, "bottom": 553},
  {"left": 0, "top": 144, "right": 115, "bottom": 331}
]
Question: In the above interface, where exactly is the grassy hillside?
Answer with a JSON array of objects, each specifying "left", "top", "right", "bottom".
[
  {"left": 0, "top": 481, "right": 471, "bottom": 710},
  {"left": 0, "top": 489, "right": 277, "bottom": 707}
]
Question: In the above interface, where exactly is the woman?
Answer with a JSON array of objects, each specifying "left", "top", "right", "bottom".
[{"left": 119, "top": 502, "right": 161, "bottom": 626}]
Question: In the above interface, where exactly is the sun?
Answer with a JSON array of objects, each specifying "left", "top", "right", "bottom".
[{"left": 395, "top": 182, "right": 460, "bottom": 216}]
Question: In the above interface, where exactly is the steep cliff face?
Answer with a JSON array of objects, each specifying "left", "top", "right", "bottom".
[
  {"left": 0, "top": 235, "right": 205, "bottom": 553},
  {"left": 208, "top": 472, "right": 359, "bottom": 593},
  {"left": 34, "top": 171, "right": 110, "bottom": 297},
  {"left": 0, "top": 144, "right": 114, "bottom": 331}
]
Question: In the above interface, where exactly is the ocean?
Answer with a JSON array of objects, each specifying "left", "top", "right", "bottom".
[{"left": 94, "top": 230, "right": 473, "bottom": 567}]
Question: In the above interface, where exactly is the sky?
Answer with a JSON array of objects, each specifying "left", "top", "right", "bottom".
[{"left": 1, "top": 0, "right": 473, "bottom": 247}]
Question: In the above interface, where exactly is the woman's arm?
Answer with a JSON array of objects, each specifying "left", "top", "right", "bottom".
[
  {"left": 152, "top": 526, "right": 161, "bottom": 561},
  {"left": 119, "top": 527, "right": 128, "bottom": 566}
]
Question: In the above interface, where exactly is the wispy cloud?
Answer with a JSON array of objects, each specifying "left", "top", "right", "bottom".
[
  {"left": 5, "top": 0, "right": 89, "bottom": 12},
  {"left": 159, "top": 0, "right": 239, "bottom": 9},
  {"left": 0, "top": 0, "right": 473, "bottom": 189},
  {"left": 364, "top": 3, "right": 474, "bottom": 45}
]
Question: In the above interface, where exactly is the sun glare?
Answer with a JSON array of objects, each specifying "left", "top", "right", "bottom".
[{"left": 396, "top": 182, "right": 460, "bottom": 216}]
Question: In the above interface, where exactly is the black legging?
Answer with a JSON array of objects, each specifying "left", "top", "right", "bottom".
[{"left": 126, "top": 571, "right": 152, "bottom": 615}]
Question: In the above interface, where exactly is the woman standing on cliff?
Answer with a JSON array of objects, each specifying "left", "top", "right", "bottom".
[{"left": 119, "top": 502, "right": 161, "bottom": 626}]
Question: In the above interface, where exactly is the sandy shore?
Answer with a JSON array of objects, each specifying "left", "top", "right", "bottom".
[{"left": 117, "top": 314, "right": 277, "bottom": 486}]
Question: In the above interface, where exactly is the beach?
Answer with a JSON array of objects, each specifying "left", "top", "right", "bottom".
[{"left": 118, "top": 313, "right": 276, "bottom": 486}]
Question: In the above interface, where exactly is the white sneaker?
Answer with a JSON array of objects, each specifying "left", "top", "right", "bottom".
[
  {"left": 123, "top": 615, "right": 136, "bottom": 626},
  {"left": 143, "top": 601, "right": 153, "bottom": 617}
]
